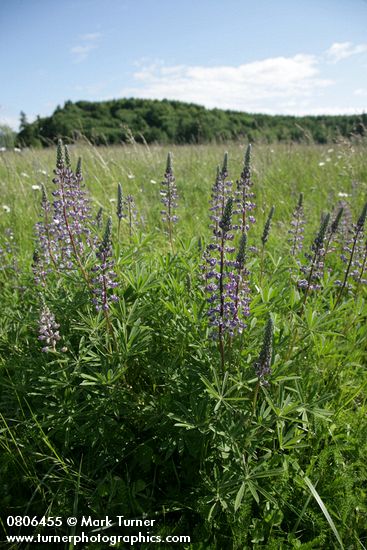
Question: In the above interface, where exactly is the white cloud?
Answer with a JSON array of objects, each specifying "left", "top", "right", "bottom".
[
  {"left": 121, "top": 55, "right": 333, "bottom": 114},
  {"left": 80, "top": 32, "right": 102, "bottom": 41},
  {"left": 325, "top": 42, "right": 367, "bottom": 63},
  {"left": 354, "top": 88, "right": 367, "bottom": 97},
  {"left": 70, "top": 32, "right": 102, "bottom": 63}
]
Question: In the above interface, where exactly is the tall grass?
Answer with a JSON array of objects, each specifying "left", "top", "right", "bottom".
[{"left": 0, "top": 140, "right": 366, "bottom": 549}]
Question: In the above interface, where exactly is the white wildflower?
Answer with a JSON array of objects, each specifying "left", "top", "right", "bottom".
[
  {"left": 338, "top": 192, "right": 349, "bottom": 198},
  {"left": 2, "top": 205, "right": 10, "bottom": 213},
  {"left": 32, "top": 184, "right": 41, "bottom": 190},
  {"left": 318, "top": 162, "right": 325, "bottom": 167}
]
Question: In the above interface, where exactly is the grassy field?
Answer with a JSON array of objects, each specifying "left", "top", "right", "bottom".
[{"left": 0, "top": 139, "right": 367, "bottom": 549}]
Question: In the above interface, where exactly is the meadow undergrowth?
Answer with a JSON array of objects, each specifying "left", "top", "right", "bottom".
[{"left": 0, "top": 139, "right": 366, "bottom": 549}]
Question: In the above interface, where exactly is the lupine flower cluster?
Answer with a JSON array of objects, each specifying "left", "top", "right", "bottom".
[
  {"left": 33, "top": 185, "right": 57, "bottom": 285},
  {"left": 253, "top": 316, "right": 274, "bottom": 384},
  {"left": 337, "top": 201, "right": 367, "bottom": 289},
  {"left": 160, "top": 152, "right": 178, "bottom": 242},
  {"left": 38, "top": 304, "right": 61, "bottom": 352},
  {"left": 209, "top": 153, "right": 233, "bottom": 233},
  {"left": 34, "top": 140, "right": 94, "bottom": 282},
  {"left": 234, "top": 144, "right": 256, "bottom": 234},
  {"left": 288, "top": 193, "right": 305, "bottom": 257},
  {"left": 324, "top": 206, "right": 344, "bottom": 255},
  {"left": 96, "top": 206, "right": 103, "bottom": 229},
  {"left": 298, "top": 213, "right": 330, "bottom": 292},
  {"left": 261, "top": 205, "right": 275, "bottom": 247},
  {"left": 91, "top": 217, "right": 118, "bottom": 311},
  {"left": 116, "top": 183, "right": 139, "bottom": 239},
  {"left": 203, "top": 198, "right": 251, "bottom": 339}
]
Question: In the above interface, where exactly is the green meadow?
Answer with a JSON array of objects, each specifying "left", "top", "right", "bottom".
[{"left": 0, "top": 140, "right": 366, "bottom": 549}]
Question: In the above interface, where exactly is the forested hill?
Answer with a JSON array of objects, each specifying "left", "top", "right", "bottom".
[{"left": 17, "top": 98, "right": 367, "bottom": 146}]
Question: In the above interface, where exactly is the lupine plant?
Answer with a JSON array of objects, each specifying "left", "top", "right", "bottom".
[
  {"left": 289, "top": 192, "right": 305, "bottom": 257},
  {"left": 335, "top": 201, "right": 367, "bottom": 302},
  {"left": 37, "top": 304, "right": 61, "bottom": 353},
  {"left": 160, "top": 152, "right": 178, "bottom": 249},
  {"left": 298, "top": 212, "right": 330, "bottom": 297},
  {"left": 234, "top": 144, "right": 256, "bottom": 234},
  {"left": 209, "top": 152, "right": 234, "bottom": 234},
  {"left": 1, "top": 141, "right": 367, "bottom": 550}
]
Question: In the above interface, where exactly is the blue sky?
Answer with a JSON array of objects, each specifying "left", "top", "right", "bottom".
[{"left": 1, "top": 0, "right": 367, "bottom": 129}]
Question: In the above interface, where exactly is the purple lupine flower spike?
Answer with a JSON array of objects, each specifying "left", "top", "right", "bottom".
[
  {"left": 38, "top": 304, "right": 61, "bottom": 352},
  {"left": 91, "top": 216, "right": 118, "bottom": 311},
  {"left": 160, "top": 152, "right": 178, "bottom": 247},
  {"left": 289, "top": 192, "right": 305, "bottom": 257},
  {"left": 335, "top": 201, "right": 367, "bottom": 298},
  {"left": 234, "top": 144, "right": 256, "bottom": 234},
  {"left": 261, "top": 205, "right": 275, "bottom": 247},
  {"left": 298, "top": 212, "right": 330, "bottom": 293},
  {"left": 209, "top": 153, "right": 233, "bottom": 233}
]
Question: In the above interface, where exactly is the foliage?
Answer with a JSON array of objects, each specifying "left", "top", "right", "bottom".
[
  {"left": 0, "top": 141, "right": 367, "bottom": 549},
  {"left": 16, "top": 98, "right": 367, "bottom": 147}
]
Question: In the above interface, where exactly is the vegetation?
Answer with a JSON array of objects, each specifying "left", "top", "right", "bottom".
[
  {"left": 16, "top": 98, "right": 367, "bottom": 147},
  {"left": 0, "top": 139, "right": 367, "bottom": 549}
]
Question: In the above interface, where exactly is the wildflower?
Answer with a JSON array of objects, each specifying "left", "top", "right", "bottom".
[
  {"left": 324, "top": 206, "right": 343, "bottom": 255},
  {"left": 96, "top": 206, "right": 103, "bottom": 229},
  {"left": 116, "top": 182, "right": 123, "bottom": 221},
  {"left": 209, "top": 153, "right": 234, "bottom": 233},
  {"left": 2, "top": 205, "right": 10, "bottom": 213},
  {"left": 204, "top": 197, "right": 250, "bottom": 340},
  {"left": 261, "top": 205, "right": 275, "bottom": 246},
  {"left": 91, "top": 217, "right": 118, "bottom": 311},
  {"left": 335, "top": 201, "right": 367, "bottom": 296},
  {"left": 38, "top": 304, "right": 61, "bottom": 352},
  {"left": 33, "top": 141, "right": 94, "bottom": 286},
  {"left": 338, "top": 192, "right": 349, "bottom": 198},
  {"left": 298, "top": 213, "right": 330, "bottom": 293},
  {"left": 32, "top": 184, "right": 41, "bottom": 190},
  {"left": 253, "top": 316, "right": 274, "bottom": 384},
  {"left": 289, "top": 192, "right": 305, "bottom": 256},
  {"left": 318, "top": 162, "right": 325, "bottom": 167},
  {"left": 160, "top": 152, "right": 178, "bottom": 246},
  {"left": 234, "top": 144, "right": 256, "bottom": 234}
]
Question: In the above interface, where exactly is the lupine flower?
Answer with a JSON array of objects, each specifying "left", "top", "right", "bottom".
[
  {"left": 91, "top": 217, "right": 118, "bottom": 311},
  {"left": 261, "top": 205, "right": 275, "bottom": 246},
  {"left": 298, "top": 213, "right": 330, "bottom": 292},
  {"left": 117, "top": 183, "right": 123, "bottom": 221},
  {"left": 51, "top": 141, "right": 93, "bottom": 271},
  {"left": 160, "top": 152, "right": 178, "bottom": 247},
  {"left": 34, "top": 140, "right": 94, "bottom": 284},
  {"left": 38, "top": 304, "right": 61, "bottom": 352},
  {"left": 209, "top": 153, "right": 234, "bottom": 233},
  {"left": 234, "top": 144, "right": 256, "bottom": 234},
  {"left": 324, "top": 206, "right": 343, "bottom": 255},
  {"left": 204, "top": 197, "right": 250, "bottom": 341},
  {"left": 289, "top": 193, "right": 305, "bottom": 256},
  {"left": 33, "top": 184, "right": 58, "bottom": 284},
  {"left": 253, "top": 316, "right": 274, "bottom": 384},
  {"left": 96, "top": 206, "right": 103, "bottom": 229},
  {"left": 124, "top": 194, "right": 139, "bottom": 239},
  {"left": 336, "top": 201, "right": 367, "bottom": 294}
]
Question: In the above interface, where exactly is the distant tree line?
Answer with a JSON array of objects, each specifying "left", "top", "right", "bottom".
[{"left": 16, "top": 98, "right": 367, "bottom": 147}]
